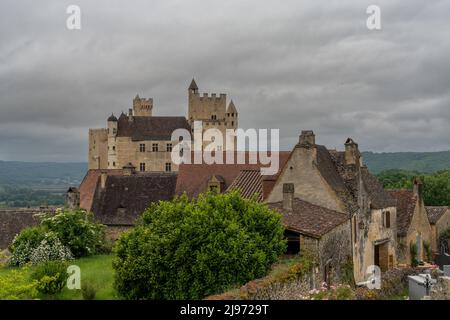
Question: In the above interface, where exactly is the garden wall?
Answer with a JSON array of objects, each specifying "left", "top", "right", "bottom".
[{"left": 0, "top": 208, "right": 56, "bottom": 249}]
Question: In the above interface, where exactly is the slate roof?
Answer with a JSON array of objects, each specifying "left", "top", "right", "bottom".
[
  {"left": 189, "top": 78, "right": 198, "bottom": 90},
  {"left": 79, "top": 169, "right": 123, "bottom": 212},
  {"left": 175, "top": 152, "right": 290, "bottom": 199},
  {"left": 227, "top": 170, "right": 263, "bottom": 202},
  {"left": 91, "top": 173, "right": 177, "bottom": 226},
  {"left": 387, "top": 189, "right": 417, "bottom": 236},
  {"left": 116, "top": 116, "right": 191, "bottom": 141},
  {"left": 268, "top": 198, "right": 349, "bottom": 238},
  {"left": 426, "top": 206, "right": 449, "bottom": 224}
]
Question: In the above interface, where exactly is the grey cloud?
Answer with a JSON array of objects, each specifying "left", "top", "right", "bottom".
[{"left": 1, "top": 0, "right": 450, "bottom": 161}]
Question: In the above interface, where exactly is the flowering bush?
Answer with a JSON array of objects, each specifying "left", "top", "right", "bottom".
[
  {"left": 9, "top": 227, "right": 46, "bottom": 266},
  {"left": 41, "top": 209, "right": 105, "bottom": 257},
  {"left": 306, "top": 283, "right": 355, "bottom": 300},
  {"left": 29, "top": 232, "right": 73, "bottom": 265}
]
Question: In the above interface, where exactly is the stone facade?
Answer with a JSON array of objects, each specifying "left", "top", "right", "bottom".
[
  {"left": 429, "top": 208, "right": 450, "bottom": 252},
  {"left": 88, "top": 79, "right": 239, "bottom": 171}
]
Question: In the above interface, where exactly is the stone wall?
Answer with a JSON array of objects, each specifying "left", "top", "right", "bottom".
[
  {"left": 0, "top": 208, "right": 55, "bottom": 249},
  {"left": 430, "top": 276, "right": 450, "bottom": 300}
]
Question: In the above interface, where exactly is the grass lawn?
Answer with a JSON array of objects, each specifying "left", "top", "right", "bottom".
[{"left": 0, "top": 254, "right": 117, "bottom": 300}]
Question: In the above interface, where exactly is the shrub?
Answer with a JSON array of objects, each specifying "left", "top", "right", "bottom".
[
  {"left": 423, "top": 241, "right": 432, "bottom": 262},
  {"left": 81, "top": 282, "right": 97, "bottom": 300},
  {"left": 308, "top": 283, "right": 355, "bottom": 300},
  {"left": 0, "top": 266, "right": 39, "bottom": 300},
  {"left": 31, "top": 260, "right": 69, "bottom": 295},
  {"left": 113, "top": 191, "right": 287, "bottom": 299},
  {"left": 29, "top": 232, "right": 73, "bottom": 265},
  {"left": 41, "top": 209, "right": 105, "bottom": 258},
  {"left": 9, "top": 227, "right": 46, "bottom": 266}
]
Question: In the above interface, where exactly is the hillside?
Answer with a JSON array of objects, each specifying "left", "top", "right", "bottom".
[
  {"left": 0, "top": 161, "right": 86, "bottom": 190},
  {"left": 362, "top": 151, "right": 450, "bottom": 174}
]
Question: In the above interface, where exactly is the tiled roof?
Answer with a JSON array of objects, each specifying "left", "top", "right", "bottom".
[
  {"left": 426, "top": 206, "right": 449, "bottom": 224},
  {"left": 387, "top": 189, "right": 417, "bottom": 236},
  {"left": 227, "top": 170, "right": 263, "bottom": 202},
  {"left": 175, "top": 152, "right": 290, "bottom": 199},
  {"left": 79, "top": 169, "right": 123, "bottom": 212},
  {"left": 268, "top": 198, "right": 349, "bottom": 238},
  {"left": 117, "top": 116, "right": 191, "bottom": 141},
  {"left": 91, "top": 173, "right": 177, "bottom": 226}
]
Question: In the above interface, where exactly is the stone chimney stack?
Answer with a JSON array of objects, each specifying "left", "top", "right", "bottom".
[
  {"left": 299, "top": 130, "right": 315, "bottom": 146},
  {"left": 282, "top": 183, "right": 295, "bottom": 211},
  {"left": 123, "top": 163, "right": 136, "bottom": 176},
  {"left": 413, "top": 177, "right": 424, "bottom": 202},
  {"left": 100, "top": 171, "right": 108, "bottom": 189},
  {"left": 344, "top": 138, "right": 361, "bottom": 166}
]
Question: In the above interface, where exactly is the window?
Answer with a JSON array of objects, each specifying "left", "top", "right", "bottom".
[
  {"left": 209, "top": 185, "right": 219, "bottom": 193},
  {"left": 139, "top": 163, "right": 145, "bottom": 172},
  {"left": 113, "top": 128, "right": 117, "bottom": 134},
  {"left": 211, "top": 115, "right": 217, "bottom": 120},
  {"left": 139, "top": 144, "right": 145, "bottom": 152},
  {"left": 152, "top": 143, "right": 159, "bottom": 152},
  {"left": 231, "top": 121, "right": 234, "bottom": 126},
  {"left": 179, "top": 148, "right": 184, "bottom": 157},
  {"left": 231, "top": 113, "right": 234, "bottom": 117},
  {"left": 113, "top": 162, "right": 116, "bottom": 167},
  {"left": 112, "top": 146, "right": 116, "bottom": 151},
  {"left": 383, "top": 211, "right": 391, "bottom": 228},
  {"left": 165, "top": 162, "right": 171, "bottom": 172},
  {"left": 166, "top": 143, "right": 172, "bottom": 152}
]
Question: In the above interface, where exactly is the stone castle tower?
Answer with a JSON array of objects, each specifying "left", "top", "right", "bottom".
[
  {"left": 188, "top": 79, "right": 238, "bottom": 150},
  {"left": 88, "top": 79, "right": 239, "bottom": 171}
]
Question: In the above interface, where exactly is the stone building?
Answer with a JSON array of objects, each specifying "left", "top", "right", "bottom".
[
  {"left": 426, "top": 206, "right": 450, "bottom": 253},
  {"left": 88, "top": 79, "right": 239, "bottom": 172},
  {"left": 65, "top": 187, "right": 80, "bottom": 209},
  {"left": 264, "top": 131, "right": 397, "bottom": 283},
  {"left": 388, "top": 180, "right": 433, "bottom": 265}
]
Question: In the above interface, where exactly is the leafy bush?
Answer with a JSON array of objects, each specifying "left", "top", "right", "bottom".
[
  {"left": 0, "top": 266, "right": 39, "bottom": 300},
  {"left": 113, "top": 191, "right": 287, "bottom": 299},
  {"left": 29, "top": 232, "right": 73, "bottom": 265},
  {"left": 9, "top": 227, "right": 46, "bottom": 266},
  {"left": 9, "top": 209, "right": 105, "bottom": 266},
  {"left": 423, "top": 241, "right": 432, "bottom": 262},
  {"left": 31, "top": 260, "right": 69, "bottom": 295},
  {"left": 81, "top": 282, "right": 97, "bottom": 300},
  {"left": 41, "top": 209, "right": 105, "bottom": 258}
]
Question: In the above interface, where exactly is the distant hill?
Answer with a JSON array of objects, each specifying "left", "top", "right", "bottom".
[
  {"left": 362, "top": 151, "right": 450, "bottom": 174},
  {"left": 0, "top": 161, "right": 87, "bottom": 190}
]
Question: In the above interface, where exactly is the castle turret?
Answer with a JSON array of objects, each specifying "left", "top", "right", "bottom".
[
  {"left": 226, "top": 100, "right": 238, "bottom": 128},
  {"left": 107, "top": 113, "right": 118, "bottom": 137},
  {"left": 133, "top": 95, "right": 153, "bottom": 117},
  {"left": 189, "top": 78, "right": 198, "bottom": 94}
]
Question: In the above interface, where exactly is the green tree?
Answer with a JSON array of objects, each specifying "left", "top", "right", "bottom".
[{"left": 113, "top": 191, "right": 286, "bottom": 300}]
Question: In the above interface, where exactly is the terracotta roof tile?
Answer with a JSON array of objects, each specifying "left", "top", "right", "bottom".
[
  {"left": 268, "top": 198, "right": 349, "bottom": 238},
  {"left": 227, "top": 170, "right": 263, "bottom": 202},
  {"left": 79, "top": 169, "right": 123, "bottom": 212},
  {"left": 175, "top": 152, "right": 290, "bottom": 199},
  {"left": 387, "top": 189, "right": 416, "bottom": 236}
]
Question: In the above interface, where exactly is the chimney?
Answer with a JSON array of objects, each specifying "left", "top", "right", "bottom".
[
  {"left": 123, "top": 163, "right": 136, "bottom": 176},
  {"left": 100, "top": 171, "right": 107, "bottom": 189},
  {"left": 299, "top": 130, "right": 315, "bottom": 146},
  {"left": 344, "top": 138, "right": 360, "bottom": 166},
  {"left": 262, "top": 176, "right": 276, "bottom": 200},
  {"left": 282, "top": 183, "right": 294, "bottom": 211},
  {"left": 413, "top": 177, "right": 424, "bottom": 201}
]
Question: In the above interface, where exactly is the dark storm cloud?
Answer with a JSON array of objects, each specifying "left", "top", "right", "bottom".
[{"left": 0, "top": 0, "right": 449, "bottom": 161}]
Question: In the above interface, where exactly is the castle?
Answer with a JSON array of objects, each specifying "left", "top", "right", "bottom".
[{"left": 88, "top": 79, "right": 238, "bottom": 172}]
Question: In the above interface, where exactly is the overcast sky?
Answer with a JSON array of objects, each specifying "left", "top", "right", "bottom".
[{"left": 0, "top": 0, "right": 449, "bottom": 162}]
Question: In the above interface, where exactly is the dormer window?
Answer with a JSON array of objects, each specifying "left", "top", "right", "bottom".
[{"left": 383, "top": 211, "right": 391, "bottom": 228}]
